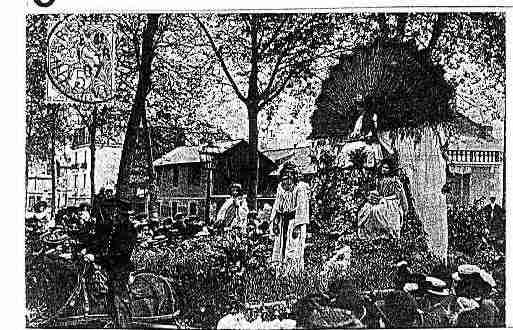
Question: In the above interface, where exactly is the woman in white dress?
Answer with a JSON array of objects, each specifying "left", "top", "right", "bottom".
[
  {"left": 270, "top": 162, "right": 310, "bottom": 276},
  {"left": 357, "top": 159, "right": 409, "bottom": 239},
  {"left": 215, "top": 183, "right": 249, "bottom": 232}
]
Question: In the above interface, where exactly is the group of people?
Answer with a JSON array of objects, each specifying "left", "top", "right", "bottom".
[
  {"left": 292, "top": 259, "right": 500, "bottom": 329},
  {"left": 213, "top": 162, "right": 311, "bottom": 276},
  {"left": 28, "top": 93, "right": 505, "bottom": 328},
  {"left": 30, "top": 189, "right": 139, "bottom": 328}
]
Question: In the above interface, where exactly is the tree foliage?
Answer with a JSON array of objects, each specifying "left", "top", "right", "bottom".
[{"left": 196, "top": 13, "right": 338, "bottom": 206}]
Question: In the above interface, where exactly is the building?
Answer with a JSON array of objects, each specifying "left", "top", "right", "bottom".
[
  {"left": 57, "top": 127, "right": 122, "bottom": 207},
  {"left": 446, "top": 135, "right": 504, "bottom": 207},
  {"left": 153, "top": 139, "right": 277, "bottom": 219},
  {"left": 26, "top": 162, "right": 52, "bottom": 211}
]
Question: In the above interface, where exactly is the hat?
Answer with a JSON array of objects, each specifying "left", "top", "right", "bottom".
[
  {"left": 456, "top": 297, "right": 480, "bottom": 311},
  {"left": 395, "top": 261, "right": 408, "bottom": 268},
  {"left": 425, "top": 276, "right": 449, "bottom": 296},
  {"left": 279, "top": 161, "right": 299, "bottom": 179},
  {"left": 452, "top": 264, "right": 482, "bottom": 282},
  {"left": 134, "top": 218, "right": 149, "bottom": 227},
  {"left": 403, "top": 283, "right": 419, "bottom": 292},
  {"left": 354, "top": 94, "right": 365, "bottom": 105},
  {"left": 230, "top": 183, "right": 242, "bottom": 190},
  {"left": 479, "top": 270, "right": 496, "bottom": 287}
]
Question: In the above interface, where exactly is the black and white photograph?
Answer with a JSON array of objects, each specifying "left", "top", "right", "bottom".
[{"left": 23, "top": 4, "right": 507, "bottom": 328}]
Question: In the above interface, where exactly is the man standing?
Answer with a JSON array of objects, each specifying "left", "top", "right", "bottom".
[
  {"left": 482, "top": 192, "right": 505, "bottom": 248},
  {"left": 85, "top": 197, "right": 138, "bottom": 328}
]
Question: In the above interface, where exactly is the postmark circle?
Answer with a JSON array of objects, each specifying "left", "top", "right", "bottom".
[
  {"left": 34, "top": 0, "right": 56, "bottom": 7},
  {"left": 46, "top": 15, "right": 115, "bottom": 104}
]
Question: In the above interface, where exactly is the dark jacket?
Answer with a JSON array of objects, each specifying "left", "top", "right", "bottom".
[
  {"left": 482, "top": 203, "right": 505, "bottom": 236},
  {"left": 95, "top": 221, "right": 138, "bottom": 274}
]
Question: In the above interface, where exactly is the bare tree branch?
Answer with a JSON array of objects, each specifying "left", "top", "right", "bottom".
[
  {"left": 259, "top": 70, "right": 293, "bottom": 109},
  {"left": 259, "top": 16, "right": 289, "bottom": 54},
  {"left": 194, "top": 15, "right": 247, "bottom": 102}
]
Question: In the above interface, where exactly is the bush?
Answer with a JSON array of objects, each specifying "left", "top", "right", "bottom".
[{"left": 448, "top": 203, "right": 490, "bottom": 255}]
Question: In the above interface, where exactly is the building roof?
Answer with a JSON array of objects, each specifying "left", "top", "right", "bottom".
[
  {"left": 263, "top": 146, "right": 316, "bottom": 176},
  {"left": 446, "top": 114, "right": 503, "bottom": 151},
  {"left": 153, "top": 139, "right": 255, "bottom": 167}
]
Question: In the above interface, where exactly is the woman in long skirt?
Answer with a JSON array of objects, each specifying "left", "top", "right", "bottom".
[
  {"left": 358, "top": 159, "right": 409, "bottom": 239},
  {"left": 270, "top": 162, "right": 310, "bottom": 276}
]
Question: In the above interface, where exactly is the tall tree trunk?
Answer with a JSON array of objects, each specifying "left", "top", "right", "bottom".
[
  {"left": 89, "top": 106, "right": 97, "bottom": 204},
  {"left": 247, "top": 104, "right": 259, "bottom": 210},
  {"left": 50, "top": 104, "right": 57, "bottom": 218},
  {"left": 116, "top": 14, "right": 160, "bottom": 201},
  {"left": 246, "top": 17, "right": 260, "bottom": 210}
]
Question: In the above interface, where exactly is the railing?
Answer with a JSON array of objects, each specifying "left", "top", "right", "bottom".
[{"left": 447, "top": 149, "right": 503, "bottom": 165}]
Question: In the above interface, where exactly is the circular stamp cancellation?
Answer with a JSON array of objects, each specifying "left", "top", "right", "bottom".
[
  {"left": 46, "top": 16, "right": 115, "bottom": 104},
  {"left": 34, "top": 0, "right": 56, "bottom": 7}
]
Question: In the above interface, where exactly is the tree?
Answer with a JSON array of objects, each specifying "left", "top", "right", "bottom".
[
  {"left": 116, "top": 14, "right": 160, "bottom": 214},
  {"left": 26, "top": 15, "right": 73, "bottom": 213},
  {"left": 114, "top": 13, "right": 232, "bottom": 219},
  {"left": 195, "top": 13, "right": 338, "bottom": 208}
]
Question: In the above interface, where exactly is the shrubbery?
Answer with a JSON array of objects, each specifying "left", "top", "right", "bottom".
[{"left": 448, "top": 203, "right": 491, "bottom": 255}]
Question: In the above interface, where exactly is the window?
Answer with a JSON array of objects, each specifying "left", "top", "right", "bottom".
[
  {"left": 83, "top": 173, "right": 87, "bottom": 189},
  {"left": 162, "top": 168, "right": 171, "bottom": 186},
  {"left": 188, "top": 165, "right": 201, "bottom": 186},
  {"left": 173, "top": 167, "right": 179, "bottom": 187},
  {"left": 28, "top": 196, "right": 35, "bottom": 210},
  {"left": 84, "top": 150, "right": 88, "bottom": 168},
  {"left": 74, "top": 175, "right": 78, "bottom": 189},
  {"left": 189, "top": 202, "right": 197, "bottom": 216},
  {"left": 75, "top": 151, "right": 78, "bottom": 165}
]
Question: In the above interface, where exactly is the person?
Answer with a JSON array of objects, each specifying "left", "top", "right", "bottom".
[
  {"left": 32, "top": 200, "right": 54, "bottom": 230},
  {"left": 293, "top": 293, "right": 364, "bottom": 329},
  {"left": 215, "top": 183, "right": 249, "bottom": 232},
  {"left": 70, "top": 202, "right": 97, "bottom": 250},
  {"left": 357, "top": 159, "right": 408, "bottom": 239},
  {"left": 481, "top": 192, "right": 505, "bottom": 246},
  {"left": 337, "top": 94, "right": 395, "bottom": 170},
  {"left": 255, "top": 203, "right": 272, "bottom": 235},
  {"left": 419, "top": 278, "right": 455, "bottom": 328},
  {"left": 270, "top": 162, "right": 310, "bottom": 275},
  {"left": 381, "top": 290, "right": 420, "bottom": 328},
  {"left": 452, "top": 264, "right": 499, "bottom": 327},
  {"left": 85, "top": 198, "right": 138, "bottom": 328}
]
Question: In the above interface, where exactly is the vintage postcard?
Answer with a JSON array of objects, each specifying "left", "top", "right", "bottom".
[{"left": 22, "top": 1, "right": 509, "bottom": 328}]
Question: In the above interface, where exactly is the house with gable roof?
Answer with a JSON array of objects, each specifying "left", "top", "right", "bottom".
[{"left": 153, "top": 139, "right": 277, "bottom": 219}]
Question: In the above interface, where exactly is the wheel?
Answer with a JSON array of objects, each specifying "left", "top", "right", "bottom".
[
  {"left": 26, "top": 256, "right": 78, "bottom": 327},
  {"left": 128, "top": 272, "right": 177, "bottom": 317}
]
